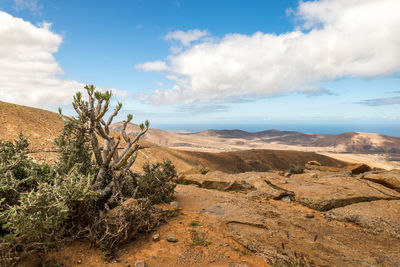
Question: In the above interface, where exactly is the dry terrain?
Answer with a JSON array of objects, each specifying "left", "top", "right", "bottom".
[
  {"left": 2, "top": 101, "right": 400, "bottom": 266},
  {"left": 28, "top": 164, "right": 400, "bottom": 267},
  {"left": 111, "top": 122, "right": 400, "bottom": 170},
  {"left": 0, "top": 101, "right": 346, "bottom": 173}
]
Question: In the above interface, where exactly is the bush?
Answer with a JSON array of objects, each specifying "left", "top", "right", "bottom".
[
  {"left": 199, "top": 166, "right": 209, "bottom": 175},
  {"left": 287, "top": 164, "right": 305, "bottom": 174},
  {"left": 0, "top": 134, "right": 52, "bottom": 209},
  {"left": 0, "top": 85, "right": 177, "bottom": 265},
  {"left": 125, "top": 160, "right": 177, "bottom": 203}
]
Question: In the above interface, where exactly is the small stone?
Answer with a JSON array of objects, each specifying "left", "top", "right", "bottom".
[
  {"left": 284, "top": 172, "right": 291, "bottom": 177},
  {"left": 166, "top": 235, "right": 178, "bottom": 242},
  {"left": 135, "top": 259, "right": 146, "bottom": 267},
  {"left": 281, "top": 196, "right": 291, "bottom": 202},
  {"left": 170, "top": 201, "right": 179, "bottom": 208},
  {"left": 152, "top": 233, "right": 160, "bottom": 241},
  {"left": 305, "top": 213, "right": 315, "bottom": 218},
  {"left": 77, "top": 259, "right": 82, "bottom": 264}
]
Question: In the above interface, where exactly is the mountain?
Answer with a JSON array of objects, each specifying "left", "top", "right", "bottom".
[
  {"left": 0, "top": 101, "right": 63, "bottom": 150},
  {"left": 0, "top": 101, "right": 347, "bottom": 173},
  {"left": 110, "top": 122, "right": 400, "bottom": 154}
]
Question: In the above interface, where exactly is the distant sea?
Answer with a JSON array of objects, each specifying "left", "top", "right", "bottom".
[{"left": 154, "top": 123, "right": 400, "bottom": 138}]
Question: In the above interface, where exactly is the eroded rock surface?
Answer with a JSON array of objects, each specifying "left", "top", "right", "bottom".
[
  {"left": 361, "top": 169, "right": 400, "bottom": 192},
  {"left": 176, "top": 184, "right": 400, "bottom": 266},
  {"left": 184, "top": 170, "right": 400, "bottom": 211},
  {"left": 270, "top": 175, "right": 400, "bottom": 211},
  {"left": 327, "top": 200, "right": 400, "bottom": 238}
]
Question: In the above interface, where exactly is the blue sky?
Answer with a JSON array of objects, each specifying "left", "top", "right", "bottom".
[{"left": 0, "top": 0, "right": 400, "bottom": 134}]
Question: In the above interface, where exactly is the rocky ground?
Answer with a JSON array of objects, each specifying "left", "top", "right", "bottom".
[{"left": 32, "top": 162, "right": 400, "bottom": 267}]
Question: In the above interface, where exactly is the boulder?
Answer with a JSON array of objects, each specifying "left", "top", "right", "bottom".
[
  {"left": 342, "top": 163, "right": 371, "bottom": 175},
  {"left": 327, "top": 200, "right": 400, "bottom": 237},
  {"left": 181, "top": 172, "right": 254, "bottom": 191},
  {"left": 304, "top": 161, "right": 321, "bottom": 170},
  {"left": 264, "top": 175, "right": 400, "bottom": 211},
  {"left": 175, "top": 184, "right": 400, "bottom": 266},
  {"left": 361, "top": 170, "right": 400, "bottom": 192}
]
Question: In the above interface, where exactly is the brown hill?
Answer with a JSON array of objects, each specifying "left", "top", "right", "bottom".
[
  {"left": 0, "top": 101, "right": 346, "bottom": 173},
  {"left": 0, "top": 101, "right": 63, "bottom": 150},
  {"left": 111, "top": 122, "right": 400, "bottom": 153}
]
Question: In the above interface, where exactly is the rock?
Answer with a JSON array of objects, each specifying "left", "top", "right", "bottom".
[
  {"left": 135, "top": 260, "right": 146, "bottom": 267},
  {"left": 328, "top": 200, "right": 400, "bottom": 237},
  {"left": 342, "top": 163, "right": 371, "bottom": 175},
  {"left": 305, "top": 164, "right": 342, "bottom": 172},
  {"left": 152, "top": 233, "right": 160, "bottom": 241},
  {"left": 170, "top": 201, "right": 179, "bottom": 208},
  {"left": 264, "top": 174, "right": 400, "bottom": 211},
  {"left": 175, "top": 184, "right": 400, "bottom": 266},
  {"left": 281, "top": 196, "right": 291, "bottom": 203},
  {"left": 284, "top": 172, "right": 291, "bottom": 177},
  {"left": 304, "top": 213, "right": 314, "bottom": 218},
  {"left": 230, "top": 264, "right": 249, "bottom": 267},
  {"left": 307, "top": 160, "right": 321, "bottom": 166},
  {"left": 246, "top": 190, "right": 266, "bottom": 199},
  {"left": 166, "top": 235, "right": 178, "bottom": 242},
  {"left": 276, "top": 171, "right": 285, "bottom": 176},
  {"left": 269, "top": 189, "right": 294, "bottom": 200},
  {"left": 77, "top": 259, "right": 82, "bottom": 264},
  {"left": 361, "top": 170, "right": 400, "bottom": 192},
  {"left": 182, "top": 172, "right": 254, "bottom": 191},
  {"left": 305, "top": 161, "right": 321, "bottom": 170}
]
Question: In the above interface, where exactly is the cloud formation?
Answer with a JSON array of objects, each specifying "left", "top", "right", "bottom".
[
  {"left": 139, "top": 0, "right": 400, "bottom": 105},
  {"left": 13, "top": 0, "right": 42, "bottom": 14},
  {"left": 356, "top": 97, "right": 400, "bottom": 106},
  {"left": 135, "top": 60, "right": 168, "bottom": 72},
  {"left": 0, "top": 11, "right": 125, "bottom": 107},
  {"left": 165, "top": 29, "right": 209, "bottom": 46}
]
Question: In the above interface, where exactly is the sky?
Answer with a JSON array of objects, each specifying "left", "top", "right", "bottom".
[{"left": 0, "top": 0, "right": 400, "bottom": 134}]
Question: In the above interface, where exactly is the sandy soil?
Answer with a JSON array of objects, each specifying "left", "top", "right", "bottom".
[{"left": 320, "top": 152, "right": 400, "bottom": 170}]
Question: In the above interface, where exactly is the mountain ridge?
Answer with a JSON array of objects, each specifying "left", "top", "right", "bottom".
[{"left": 110, "top": 121, "right": 400, "bottom": 154}]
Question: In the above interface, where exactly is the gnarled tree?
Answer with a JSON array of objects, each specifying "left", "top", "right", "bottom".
[{"left": 59, "top": 85, "right": 149, "bottom": 208}]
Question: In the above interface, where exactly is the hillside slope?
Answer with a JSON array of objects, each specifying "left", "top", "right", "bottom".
[
  {"left": 111, "top": 122, "right": 400, "bottom": 153},
  {"left": 0, "top": 101, "right": 63, "bottom": 149},
  {"left": 0, "top": 101, "right": 346, "bottom": 173}
]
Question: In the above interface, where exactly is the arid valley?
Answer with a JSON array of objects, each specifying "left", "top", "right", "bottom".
[
  {"left": 1, "top": 1, "right": 400, "bottom": 266},
  {"left": 2, "top": 100, "right": 400, "bottom": 266}
]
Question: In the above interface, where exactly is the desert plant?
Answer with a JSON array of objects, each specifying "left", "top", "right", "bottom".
[
  {"left": 0, "top": 85, "right": 177, "bottom": 265},
  {"left": 0, "top": 134, "right": 52, "bottom": 209},
  {"left": 58, "top": 85, "right": 150, "bottom": 209},
  {"left": 199, "top": 166, "right": 209, "bottom": 175},
  {"left": 125, "top": 160, "right": 177, "bottom": 203},
  {"left": 287, "top": 164, "right": 305, "bottom": 174}
]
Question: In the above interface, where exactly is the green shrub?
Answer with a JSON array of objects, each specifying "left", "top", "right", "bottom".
[
  {"left": 287, "top": 164, "right": 305, "bottom": 174},
  {"left": 0, "top": 85, "right": 177, "bottom": 265},
  {"left": 0, "top": 134, "right": 52, "bottom": 209},
  {"left": 125, "top": 160, "right": 177, "bottom": 204},
  {"left": 199, "top": 166, "right": 209, "bottom": 175}
]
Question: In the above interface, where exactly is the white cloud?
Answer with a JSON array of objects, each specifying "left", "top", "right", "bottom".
[
  {"left": 0, "top": 11, "right": 127, "bottom": 107},
  {"left": 135, "top": 60, "right": 169, "bottom": 72},
  {"left": 13, "top": 0, "right": 42, "bottom": 14},
  {"left": 139, "top": 0, "right": 400, "bottom": 105},
  {"left": 165, "top": 29, "right": 209, "bottom": 47}
]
